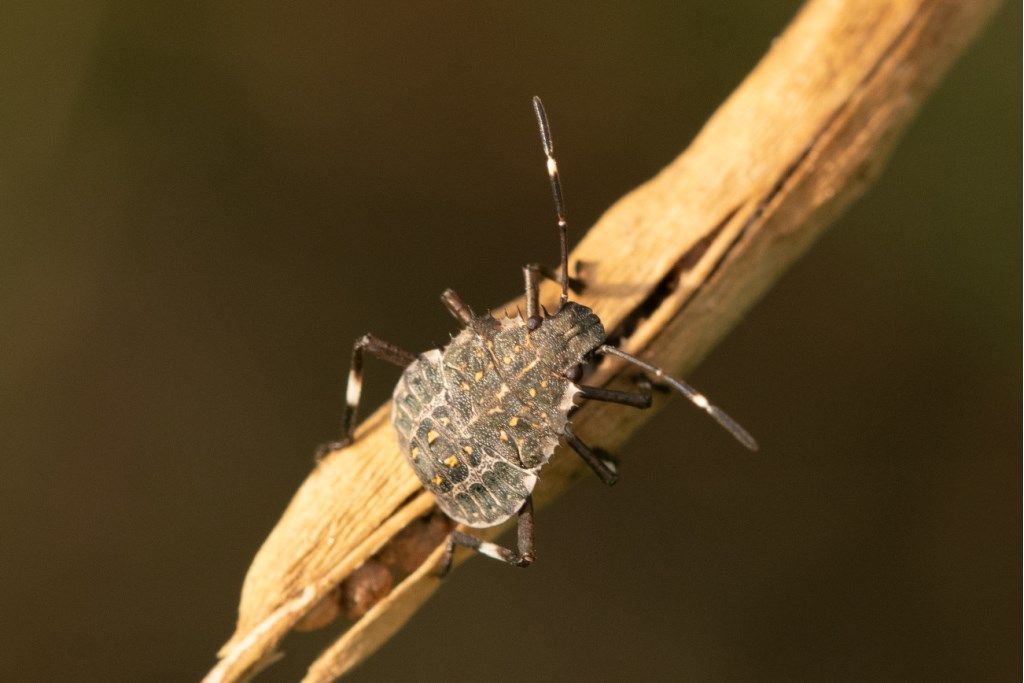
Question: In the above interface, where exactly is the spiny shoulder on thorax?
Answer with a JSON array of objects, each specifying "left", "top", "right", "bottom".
[{"left": 440, "top": 313, "right": 567, "bottom": 404}]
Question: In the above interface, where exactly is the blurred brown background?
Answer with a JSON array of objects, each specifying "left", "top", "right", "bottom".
[{"left": 1, "top": 2, "right": 1019, "bottom": 681}]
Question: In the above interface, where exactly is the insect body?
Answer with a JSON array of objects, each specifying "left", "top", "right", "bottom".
[
  {"left": 392, "top": 302, "right": 603, "bottom": 528},
  {"left": 320, "top": 97, "right": 756, "bottom": 572}
]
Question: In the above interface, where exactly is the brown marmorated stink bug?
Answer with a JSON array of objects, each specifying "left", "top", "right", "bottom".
[{"left": 318, "top": 97, "right": 757, "bottom": 573}]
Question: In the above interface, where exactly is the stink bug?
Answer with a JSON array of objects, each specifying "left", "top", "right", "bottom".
[{"left": 319, "top": 97, "right": 757, "bottom": 572}]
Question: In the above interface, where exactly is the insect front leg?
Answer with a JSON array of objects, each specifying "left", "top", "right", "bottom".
[
  {"left": 315, "top": 334, "right": 417, "bottom": 460},
  {"left": 523, "top": 263, "right": 587, "bottom": 330},
  {"left": 524, "top": 264, "right": 542, "bottom": 329},
  {"left": 440, "top": 288, "right": 474, "bottom": 325},
  {"left": 437, "top": 497, "right": 535, "bottom": 576},
  {"left": 575, "top": 375, "right": 654, "bottom": 409},
  {"left": 524, "top": 263, "right": 586, "bottom": 305},
  {"left": 536, "top": 263, "right": 586, "bottom": 294}
]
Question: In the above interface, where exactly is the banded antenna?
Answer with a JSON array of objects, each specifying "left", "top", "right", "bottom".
[
  {"left": 599, "top": 345, "right": 759, "bottom": 451},
  {"left": 532, "top": 96, "right": 570, "bottom": 308}
]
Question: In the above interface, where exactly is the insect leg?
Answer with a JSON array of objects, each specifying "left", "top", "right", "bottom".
[
  {"left": 440, "top": 288, "right": 474, "bottom": 325},
  {"left": 437, "top": 497, "right": 535, "bottom": 576},
  {"left": 563, "top": 424, "right": 619, "bottom": 486},
  {"left": 575, "top": 376, "right": 653, "bottom": 409},
  {"left": 524, "top": 264, "right": 542, "bottom": 329},
  {"left": 315, "top": 334, "right": 417, "bottom": 459},
  {"left": 598, "top": 345, "right": 759, "bottom": 451},
  {"left": 526, "top": 262, "right": 585, "bottom": 296},
  {"left": 525, "top": 263, "right": 587, "bottom": 331}
]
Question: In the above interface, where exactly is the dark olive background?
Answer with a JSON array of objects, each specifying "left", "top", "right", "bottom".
[{"left": 1, "top": 3, "right": 1019, "bottom": 681}]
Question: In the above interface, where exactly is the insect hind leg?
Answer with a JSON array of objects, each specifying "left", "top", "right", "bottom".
[
  {"left": 437, "top": 497, "right": 535, "bottom": 576},
  {"left": 315, "top": 333, "right": 417, "bottom": 460}
]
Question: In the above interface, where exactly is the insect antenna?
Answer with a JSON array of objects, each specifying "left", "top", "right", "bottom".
[
  {"left": 598, "top": 345, "right": 759, "bottom": 451},
  {"left": 532, "top": 96, "right": 569, "bottom": 308}
]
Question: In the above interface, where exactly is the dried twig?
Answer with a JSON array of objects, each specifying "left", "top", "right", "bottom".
[{"left": 205, "top": 1, "right": 1000, "bottom": 680}]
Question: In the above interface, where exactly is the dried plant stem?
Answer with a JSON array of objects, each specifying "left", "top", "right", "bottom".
[{"left": 205, "top": 1, "right": 1000, "bottom": 681}]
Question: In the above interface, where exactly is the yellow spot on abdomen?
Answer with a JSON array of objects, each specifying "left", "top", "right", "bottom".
[
  {"left": 460, "top": 381, "right": 470, "bottom": 391},
  {"left": 443, "top": 456, "right": 459, "bottom": 468},
  {"left": 427, "top": 430, "right": 439, "bottom": 444},
  {"left": 431, "top": 474, "right": 443, "bottom": 486},
  {"left": 474, "top": 371, "right": 484, "bottom": 381},
  {"left": 499, "top": 430, "right": 509, "bottom": 442},
  {"left": 411, "top": 446, "right": 420, "bottom": 459},
  {"left": 529, "top": 387, "right": 537, "bottom": 397},
  {"left": 502, "top": 355, "right": 512, "bottom": 364},
  {"left": 463, "top": 446, "right": 473, "bottom": 454},
  {"left": 508, "top": 416, "right": 519, "bottom": 427},
  {"left": 541, "top": 380, "right": 549, "bottom": 388}
]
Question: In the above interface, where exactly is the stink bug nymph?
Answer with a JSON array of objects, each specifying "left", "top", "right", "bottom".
[{"left": 319, "top": 97, "right": 757, "bottom": 572}]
